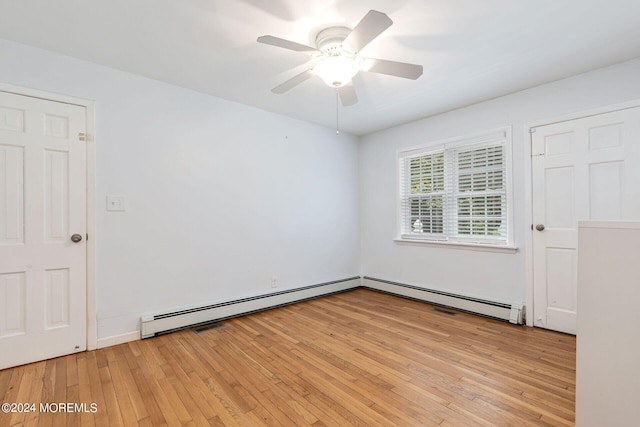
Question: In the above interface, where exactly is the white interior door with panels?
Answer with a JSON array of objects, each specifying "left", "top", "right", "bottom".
[
  {"left": 532, "top": 106, "right": 640, "bottom": 334},
  {"left": 0, "top": 91, "right": 87, "bottom": 369}
]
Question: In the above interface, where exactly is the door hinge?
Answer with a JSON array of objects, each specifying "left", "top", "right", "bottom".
[
  {"left": 78, "top": 132, "right": 86, "bottom": 141},
  {"left": 529, "top": 127, "right": 536, "bottom": 133}
]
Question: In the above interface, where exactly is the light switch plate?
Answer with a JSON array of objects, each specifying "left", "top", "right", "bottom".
[{"left": 106, "top": 195, "right": 127, "bottom": 212}]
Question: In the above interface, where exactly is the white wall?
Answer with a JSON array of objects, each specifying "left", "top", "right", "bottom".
[
  {"left": 4, "top": 36, "right": 640, "bottom": 340},
  {"left": 0, "top": 39, "right": 360, "bottom": 340},
  {"left": 359, "top": 58, "right": 640, "bottom": 305}
]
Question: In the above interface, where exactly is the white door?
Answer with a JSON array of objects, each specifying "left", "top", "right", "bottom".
[
  {"left": 0, "top": 91, "right": 87, "bottom": 369},
  {"left": 532, "top": 106, "right": 640, "bottom": 334}
]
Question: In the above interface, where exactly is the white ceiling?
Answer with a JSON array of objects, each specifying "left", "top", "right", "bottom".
[{"left": 1, "top": 0, "right": 640, "bottom": 135}]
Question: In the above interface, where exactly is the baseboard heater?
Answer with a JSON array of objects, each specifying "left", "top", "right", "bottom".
[
  {"left": 140, "top": 277, "right": 360, "bottom": 338},
  {"left": 362, "top": 276, "right": 524, "bottom": 324}
]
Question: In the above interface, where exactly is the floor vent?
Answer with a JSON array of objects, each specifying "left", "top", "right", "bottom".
[
  {"left": 433, "top": 308, "right": 457, "bottom": 316},
  {"left": 193, "top": 322, "right": 223, "bottom": 333}
]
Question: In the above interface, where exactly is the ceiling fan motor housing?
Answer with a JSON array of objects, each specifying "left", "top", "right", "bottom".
[{"left": 315, "top": 26, "right": 352, "bottom": 54}]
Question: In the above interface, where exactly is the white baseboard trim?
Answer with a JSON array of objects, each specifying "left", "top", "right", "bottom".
[{"left": 96, "top": 330, "right": 140, "bottom": 349}]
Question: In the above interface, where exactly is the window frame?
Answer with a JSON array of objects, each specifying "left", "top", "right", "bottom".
[{"left": 396, "top": 127, "right": 515, "bottom": 250}]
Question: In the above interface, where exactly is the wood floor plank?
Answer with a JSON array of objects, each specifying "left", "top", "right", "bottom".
[
  {"left": 98, "top": 365, "right": 125, "bottom": 427},
  {"left": 128, "top": 365, "right": 167, "bottom": 426},
  {"left": 156, "top": 352, "right": 219, "bottom": 423},
  {"left": 158, "top": 363, "right": 209, "bottom": 426},
  {"left": 76, "top": 353, "right": 96, "bottom": 427},
  {"left": 103, "top": 346, "right": 140, "bottom": 426},
  {"left": 0, "top": 289, "right": 576, "bottom": 425}
]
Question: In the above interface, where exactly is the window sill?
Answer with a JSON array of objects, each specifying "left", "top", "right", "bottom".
[{"left": 394, "top": 238, "right": 518, "bottom": 253}]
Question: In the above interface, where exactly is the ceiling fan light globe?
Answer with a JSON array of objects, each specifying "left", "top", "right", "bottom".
[{"left": 315, "top": 55, "right": 359, "bottom": 88}]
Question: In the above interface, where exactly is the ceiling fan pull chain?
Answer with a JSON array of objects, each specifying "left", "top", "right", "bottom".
[{"left": 336, "top": 89, "right": 340, "bottom": 135}]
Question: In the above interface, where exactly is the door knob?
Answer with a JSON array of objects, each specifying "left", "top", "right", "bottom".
[
  {"left": 70, "top": 233, "right": 83, "bottom": 243},
  {"left": 535, "top": 224, "right": 545, "bottom": 231}
]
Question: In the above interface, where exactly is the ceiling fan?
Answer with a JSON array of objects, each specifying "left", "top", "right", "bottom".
[{"left": 257, "top": 10, "right": 423, "bottom": 107}]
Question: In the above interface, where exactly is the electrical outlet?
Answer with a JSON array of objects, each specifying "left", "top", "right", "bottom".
[{"left": 271, "top": 276, "right": 278, "bottom": 288}]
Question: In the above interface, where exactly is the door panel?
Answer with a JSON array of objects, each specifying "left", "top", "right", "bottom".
[
  {"left": 544, "top": 167, "right": 574, "bottom": 228},
  {"left": 532, "top": 106, "right": 640, "bottom": 334},
  {"left": 44, "top": 149, "right": 70, "bottom": 241},
  {"left": 0, "top": 272, "right": 26, "bottom": 336},
  {"left": 545, "top": 247, "right": 577, "bottom": 310},
  {"left": 1, "top": 144, "right": 25, "bottom": 245},
  {"left": 0, "top": 91, "right": 86, "bottom": 369},
  {"left": 589, "top": 161, "right": 624, "bottom": 219},
  {"left": 44, "top": 268, "right": 71, "bottom": 329}
]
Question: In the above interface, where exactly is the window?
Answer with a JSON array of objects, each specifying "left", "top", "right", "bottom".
[{"left": 398, "top": 128, "right": 512, "bottom": 246}]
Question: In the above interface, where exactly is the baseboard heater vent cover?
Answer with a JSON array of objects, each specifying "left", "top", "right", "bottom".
[
  {"left": 362, "top": 276, "right": 524, "bottom": 324},
  {"left": 140, "top": 277, "right": 360, "bottom": 338}
]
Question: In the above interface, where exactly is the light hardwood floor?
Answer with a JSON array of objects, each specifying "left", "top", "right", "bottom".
[{"left": 0, "top": 289, "right": 576, "bottom": 426}]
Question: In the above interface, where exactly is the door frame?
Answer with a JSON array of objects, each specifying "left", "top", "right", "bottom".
[
  {"left": 0, "top": 82, "right": 97, "bottom": 350},
  {"left": 523, "top": 99, "right": 640, "bottom": 327}
]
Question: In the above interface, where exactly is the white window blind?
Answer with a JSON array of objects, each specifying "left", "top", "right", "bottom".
[{"left": 398, "top": 129, "right": 511, "bottom": 245}]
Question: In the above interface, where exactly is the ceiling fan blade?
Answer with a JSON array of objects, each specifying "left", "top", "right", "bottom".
[
  {"left": 338, "top": 83, "right": 358, "bottom": 106},
  {"left": 257, "top": 35, "right": 319, "bottom": 53},
  {"left": 365, "top": 58, "right": 423, "bottom": 79},
  {"left": 343, "top": 10, "right": 393, "bottom": 53},
  {"left": 271, "top": 69, "right": 314, "bottom": 94}
]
